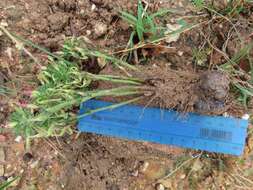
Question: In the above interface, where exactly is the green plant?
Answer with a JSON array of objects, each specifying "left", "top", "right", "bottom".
[
  {"left": 120, "top": 0, "right": 173, "bottom": 44},
  {"left": 8, "top": 37, "right": 149, "bottom": 148},
  {"left": 0, "top": 177, "right": 19, "bottom": 190},
  {"left": 192, "top": 47, "right": 212, "bottom": 66},
  {"left": 192, "top": 0, "right": 204, "bottom": 9},
  {"left": 0, "top": 86, "right": 13, "bottom": 96},
  {"left": 220, "top": 43, "right": 253, "bottom": 107},
  {"left": 192, "top": 0, "right": 248, "bottom": 16}
]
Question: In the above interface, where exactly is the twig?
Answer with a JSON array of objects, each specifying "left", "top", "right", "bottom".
[
  {"left": 112, "top": 18, "right": 214, "bottom": 55},
  {"left": 141, "top": 0, "right": 149, "bottom": 18},
  {"left": 200, "top": 30, "right": 231, "bottom": 63},
  {"left": 157, "top": 153, "right": 202, "bottom": 181},
  {"left": 203, "top": 6, "right": 243, "bottom": 43},
  {"left": 0, "top": 26, "right": 41, "bottom": 66}
]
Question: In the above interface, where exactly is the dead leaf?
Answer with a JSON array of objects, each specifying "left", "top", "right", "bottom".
[
  {"left": 165, "top": 23, "right": 183, "bottom": 43},
  {"left": 141, "top": 43, "right": 176, "bottom": 57}
]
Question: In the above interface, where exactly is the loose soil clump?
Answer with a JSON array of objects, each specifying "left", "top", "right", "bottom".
[{"left": 134, "top": 65, "right": 230, "bottom": 115}]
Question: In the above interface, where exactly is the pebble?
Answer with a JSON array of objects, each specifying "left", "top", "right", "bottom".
[
  {"left": 180, "top": 174, "right": 186, "bottom": 179},
  {"left": 140, "top": 161, "right": 149, "bottom": 173},
  {"left": 94, "top": 22, "right": 107, "bottom": 37},
  {"left": 155, "top": 183, "right": 165, "bottom": 190},
  {"left": 14, "top": 136, "right": 22, "bottom": 143},
  {"left": 30, "top": 160, "right": 39, "bottom": 169},
  {"left": 91, "top": 4, "right": 96, "bottom": 11},
  {"left": 0, "top": 21, "right": 8, "bottom": 27},
  {"left": 86, "top": 30, "right": 91, "bottom": 36},
  {"left": 131, "top": 170, "right": 139, "bottom": 177},
  {"left": 80, "top": 9, "right": 85, "bottom": 14},
  {"left": 242, "top": 114, "right": 249, "bottom": 120},
  {"left": 177, "top": 51, "right": 183, "bottom": 56},
  {"left": 23, "top": 152, "right": 33, "bottom": 163},
  {"left": 223, "top": 112, "right": 229, "bottom": 117}
]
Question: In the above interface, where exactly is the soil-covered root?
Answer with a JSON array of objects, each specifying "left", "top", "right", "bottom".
[
  {"left": 140, "top": 67, "right": 199, "bottom": 113},
  {"left": 137, "top": 66, "right": 230, "bottom": 115}
]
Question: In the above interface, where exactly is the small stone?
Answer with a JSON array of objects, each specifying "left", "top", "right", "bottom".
[
  {"left": 177, "top": 51, "right": 183, "bottom": 56},
  {"left": 159, "top": 179, "right": 172, "bottom": 189},
  {"left": 140, "top": 161, "right": 149, "bottom": 173},
  {"left": 0, "top": 21, "right": 8, "bottom": 27},
  {"left": 155, "top": 183, "right": 165, "bottom": 190},
  {"left": 30, "top": 160, "right": 39, "bottom": 169},
  {"left": 180, "top": 174, "right": 186, "bottom": 179},
  {"left": 0, "top": 30, "right": 3, "bottom": 36},
  {"left": 80, "top": 9, "right": 85, "bottom": 14},
  {"left": 91, "top": 4, "right": 96, "bottom": 11},
  {"left": 131, "top": 170, "right": 139, "bottom": 177},
  {"left": 223, "top": 112, "right": 229, "bottom": 117},
  {"left": 14, "top": 136, "right": 22, "bottom": 143},
  {"left": 94, "top": 22, "right": 107, "bottom": 37},
  {"left": 86, "top": 30, "right": 91, "bottom": 36},
  {"left": 6, "top": 164, "right": 11, "bottom": 169},
  {"left": 242, "top": 114, "right": 249, "bottom": 120},
  {"left": 23, "top": 152, "right": 33, "bottom": 163}
]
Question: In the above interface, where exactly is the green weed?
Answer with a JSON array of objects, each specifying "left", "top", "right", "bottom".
[
  {"left": 220, "top": 43, "right": 253, "bottom": 107},
  {"left": 120, "top": 0, "right": 174, "bottom": 44},
  {"left": 192, "top": 0, "right": 248, "bottom": 17},
  {"left": 0, "top": 177, "right": 19, "bottom": 190},
  {"left": 192, "top": 47, "right": 212, "bottom": 66},
  {"left": 192, "top": 0, "right": 204, "bottom": 9},
  {"left": 5, "top": 36, "right": 148, "bottom": 148}
]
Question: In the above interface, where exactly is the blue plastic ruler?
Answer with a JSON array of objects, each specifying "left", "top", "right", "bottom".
[{"left": 78, "top": 100, "right": 248, "bottom": 156}]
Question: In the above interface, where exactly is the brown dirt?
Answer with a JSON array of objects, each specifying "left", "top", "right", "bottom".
[
  {"left": 138, "top": 66, "right": 230, "bottom": 114},
  {"left": 0, "top": 0, "right": 253, "bottom": 190},
  {"left": 100, "top": 63, "right": 231, "bottom": 115}
]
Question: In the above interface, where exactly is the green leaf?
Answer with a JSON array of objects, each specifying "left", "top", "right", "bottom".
[
  {"left": 150, "top": 8, "right": 179, "bottom": 18},
  {"left": 145, "top": 14, "right": 156, "bottom": 36},
  {"left": 0, "top": 177, "right": 19, "bottom": 190},
  {"left": 120, "top": 11, "right": 137, "bottom": 26}
]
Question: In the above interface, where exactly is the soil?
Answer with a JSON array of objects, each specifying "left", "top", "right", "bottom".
[
  {"left": 138, "top": 67, "right": 230, "bottom": 114},
  {"left": 0, "top": 0, "right": 253, "bottom": 190}
]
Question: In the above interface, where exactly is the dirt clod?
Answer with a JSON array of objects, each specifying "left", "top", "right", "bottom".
[
  {"left": 199, "top": 71, "right": 230, "bottom": 101},
  {"left": 137, "top": 67, "right": 230, "bottom": 115},
  {"left": 195, "top": 71, "right": 230, "bottom": 114},
  {"left": 23, "top": 152, "right": 34, "bottom": 163},
  {"left": 47, "top": 13, "right": 70, "bottom": 31}
]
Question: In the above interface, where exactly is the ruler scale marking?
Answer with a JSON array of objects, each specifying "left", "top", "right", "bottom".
[{"left": 78, "top": 100, "right": 248, "bottom": 156}]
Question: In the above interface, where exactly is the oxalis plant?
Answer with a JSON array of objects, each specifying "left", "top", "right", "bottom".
[{"left": 7, "top": 36, "right": 149, "bottom": 148}]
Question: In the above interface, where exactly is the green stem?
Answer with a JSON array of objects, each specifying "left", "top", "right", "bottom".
[
  {"left": 31, "top": 86, "right": 144, "bottom": 122},
  {"left": 83, "top": 72, "right": 144, "bottom": 85},
  {"left": 77, "top": 96, "right": 143, "bottom": 120}
]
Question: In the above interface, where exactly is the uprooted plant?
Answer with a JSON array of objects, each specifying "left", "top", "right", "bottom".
[{"left": 6, "top": 37, "right": 151, "bottom": 148}]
